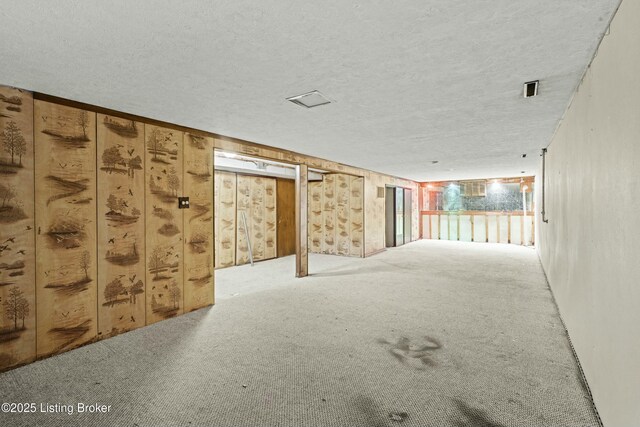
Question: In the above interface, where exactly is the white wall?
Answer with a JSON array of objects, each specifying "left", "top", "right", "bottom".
[{"left": 536, "top": 0, "right": 640, "bottom": 425}]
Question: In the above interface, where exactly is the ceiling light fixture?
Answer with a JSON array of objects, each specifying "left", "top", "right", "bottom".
[
  {"left": 523, "top": 81, "right": 539, "bottom": 98},
  {"left": 286, "top": 90, "right": 331, "bottom": 108}
]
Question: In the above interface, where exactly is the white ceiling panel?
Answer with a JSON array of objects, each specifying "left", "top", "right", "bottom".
[{"left": 0, "top": 0, "right": 620, "bottom": 180}]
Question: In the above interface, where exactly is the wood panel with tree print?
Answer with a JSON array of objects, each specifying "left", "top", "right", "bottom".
[
  {"left": 97, "top": 114, "right": 146, "bottom": 338},
  {"left": 0, "top": 86, "right": 35, "bottom": 371},
  {"left": 145, "top": 125, "right": 183, "bottom": 324},
  {"left": 34, "top": 100, "right": 97, "bottom": 357}
]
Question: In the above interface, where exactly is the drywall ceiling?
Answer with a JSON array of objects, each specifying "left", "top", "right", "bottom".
[{"left": 0, "top": 0, "right": 620, "bottom": 181}]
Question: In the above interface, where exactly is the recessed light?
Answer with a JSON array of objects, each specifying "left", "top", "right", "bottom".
[
  {"left": 521, "top": 153, "right": 527, "bottom": 158},
  {"left": 286, "top": 90, "right": 331, "bottom": 108},
  {"left": 523, "top": 81, "right": 539, "bottom": 98},
  {"left": 431, "top": 160, "right": 439, "bottom": 164},
  {"left": 521, "top": 171, "right": 526, "bottom": 174}
]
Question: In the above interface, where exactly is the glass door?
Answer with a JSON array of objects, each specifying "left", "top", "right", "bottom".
[
  {"left": 403, "top": 188, "right": 412, "bottom": 244},
  {"left": 395, "top": 187, "right": 404, "bottom": 246}
]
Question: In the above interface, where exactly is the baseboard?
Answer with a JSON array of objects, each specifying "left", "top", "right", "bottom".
[
  {"left": 537, "top": 253, "right": 603, "bottom": 427},
  {"left": 364, "top": 248, "right": 386, "bottom": 257}
]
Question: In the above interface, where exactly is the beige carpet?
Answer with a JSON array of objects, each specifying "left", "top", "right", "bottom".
[{"left": 0, "top": 240, "right": 599, "bottom": 426}]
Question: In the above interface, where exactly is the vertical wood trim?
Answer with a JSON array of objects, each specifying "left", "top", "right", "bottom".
[
  {"left": 418, "top": 188, "right": 423, "bottom": 239},
  {"left": 531, "top": 215, "right": 535, "bottom": 245},
  {"left": 470, "top": 215, "right": 475, "bottom": 242},
  {"left": 484, "top": 214, "right": 488, "bottom": 242},
  {"left": 295, "top": 165, "right": 308, "bottom": 277}
]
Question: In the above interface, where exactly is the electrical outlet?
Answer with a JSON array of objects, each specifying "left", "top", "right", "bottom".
[{"left": 178, "top": 197, "right": 189, "bottom": 209}]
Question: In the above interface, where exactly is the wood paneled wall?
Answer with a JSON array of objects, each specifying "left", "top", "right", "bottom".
[
  {"left": 1, "top": 83, "right": 420, "bottom": 371},
  {"left": 97, "top": 114, "right": 146, "bottom": 338},
  {"left": 364, "top": 174, "right": 419, "bottom": 255},
  {"left": 35, "top": 101, "right": 98, "bottom": 358},
  {"left": 0, "top": 86, "right": 214, "bottom": 372},
  {"left": 209, "top": 137, "right": 419, "bottom": 257},
  {"left": 0, "top": 87, "right": 35, "bottom": 370},
  {"left": 183, "top": 133, "right": 214, "bottom": 310},
  {"left": 308, "top": 173, "right": 364, "bottom": 257},
  {"left": 214, "top": 171, "right": 236, "bottom": 268},
  {"left": 236, "top": 175, "right": 277, "bottom": 265},
  {"left": 308, "top": 181, "right": 323, "bottom": 253},
  {"left": 145, "top": 125, "right": 184, "bottom": 324},
  {"left": 214, "top": 171, "right": 282, "bottom": 267}
]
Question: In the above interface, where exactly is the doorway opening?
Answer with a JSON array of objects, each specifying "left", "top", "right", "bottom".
[{"left": 385, "top": 186, "right": 412, "bottom": 247}]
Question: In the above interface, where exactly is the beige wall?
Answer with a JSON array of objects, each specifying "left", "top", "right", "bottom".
[
  {"left": 536, "top": 0, "right": 640, "bottom": 425},
  {"left": 363, "top": 173, "right": 419, "bottom": 256}
]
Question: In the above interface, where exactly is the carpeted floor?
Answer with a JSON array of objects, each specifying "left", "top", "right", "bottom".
[{"left": 0, "top": 240, "right": 599, "bottom": 426}]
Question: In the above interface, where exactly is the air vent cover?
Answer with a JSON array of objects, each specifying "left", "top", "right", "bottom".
[
  {"left": 287, "top": 90, "right": 331, "bottom": 108},
  {"left": 523, "top": 81, "right": 539, "bottom": 98},
  {"left": 377, "top": 187, "right": 385, "bottom": 198}
]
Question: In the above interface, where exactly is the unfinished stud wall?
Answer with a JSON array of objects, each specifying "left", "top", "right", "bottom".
[
  {"left": 0, "top": 87, "right": 35, "bottom": 370},
  {"left": 308, "top": 173, "right": 364, "bottom": 257},
  {"left": 214, "top": 171, "right": 236, "bottom": 268},
  {"left": 0, "top": 87, "right": 215, "bottom": 372}
]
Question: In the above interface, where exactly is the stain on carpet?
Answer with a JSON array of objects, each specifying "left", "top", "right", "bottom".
[
  {"left": 450, "top": 399, "right": 506, "bottom": 427},
  {"left": 377, "top": 335, "right": 442, "bottom": 369},
  {"left": 354, "top": 395, "right": 386, "bottom": 427},
  {"left": 388, "top": 411, "right": 409, "bottom": 422}
]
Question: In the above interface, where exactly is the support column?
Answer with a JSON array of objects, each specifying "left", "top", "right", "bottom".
[{"left": 295, "top": 164, "right": 308, "bottom": 277}]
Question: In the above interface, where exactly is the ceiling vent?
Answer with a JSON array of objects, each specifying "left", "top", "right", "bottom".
[
  {"left": 286, "top": 90, "right": 331, "bottom": 108},
  {"left": 523, "top": 81, "right": 539, "bottom": 98}
]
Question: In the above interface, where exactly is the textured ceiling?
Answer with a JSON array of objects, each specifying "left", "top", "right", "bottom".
[{"left": 0, "top": 0, "right": 620, "bottom": 181}]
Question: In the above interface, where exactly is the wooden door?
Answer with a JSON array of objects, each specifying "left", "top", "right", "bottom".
[{"left": 276, "top": 178, "right": 295, "bottom": 257}]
